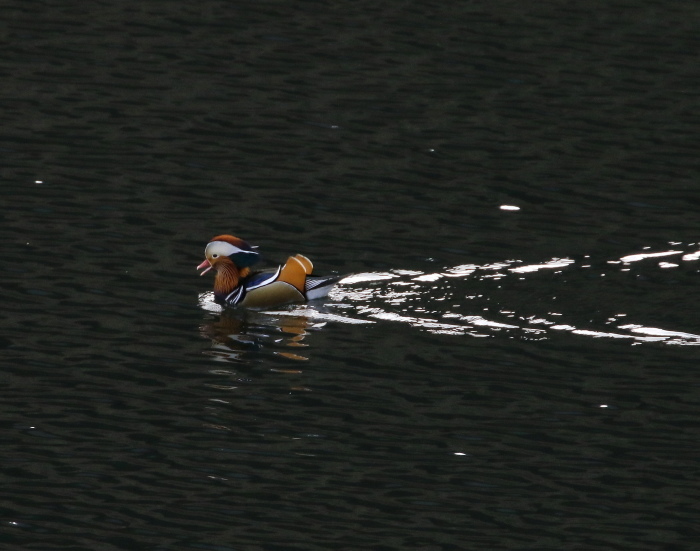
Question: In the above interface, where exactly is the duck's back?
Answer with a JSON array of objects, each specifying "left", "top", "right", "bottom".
[{"left": 238, "top": 255, "right": 313, "bottom": 308}]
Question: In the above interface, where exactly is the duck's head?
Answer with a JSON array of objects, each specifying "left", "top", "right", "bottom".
[{"left": 197, "top": 235, "right": 261, "bottom": 276}]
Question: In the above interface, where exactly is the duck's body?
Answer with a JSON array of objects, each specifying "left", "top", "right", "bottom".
[{"left": 197, "top": 235, "right": 341, "bottom": 308}]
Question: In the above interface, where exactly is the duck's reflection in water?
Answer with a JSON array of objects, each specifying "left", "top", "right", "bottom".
[{"left": 199, "top": 301, "right": 321, "bottom": 363}]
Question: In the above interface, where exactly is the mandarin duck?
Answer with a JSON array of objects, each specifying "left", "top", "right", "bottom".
[{"left": 197, "top": 235, "right": 342, "bottom": 308}]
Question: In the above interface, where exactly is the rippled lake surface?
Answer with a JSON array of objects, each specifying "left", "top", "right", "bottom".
[{"left": 3, "top": 0, "right": 700, "bottom": 549}]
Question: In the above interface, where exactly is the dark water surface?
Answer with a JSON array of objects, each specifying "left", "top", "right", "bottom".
[{"left": 3, "top": 1, "right": 700, "bottom": 549}]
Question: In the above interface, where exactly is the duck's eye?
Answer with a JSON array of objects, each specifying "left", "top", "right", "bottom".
[{"left": 212, "top": 254, "right": 219, "bottom": 259}]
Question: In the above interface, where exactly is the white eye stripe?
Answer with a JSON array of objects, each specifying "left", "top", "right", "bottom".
[
  {"left": 205, "top": 241, "right": 239, "bottom": 257},
  {"left": 205, "top": 240, "right": 256, "bottom": 258}
]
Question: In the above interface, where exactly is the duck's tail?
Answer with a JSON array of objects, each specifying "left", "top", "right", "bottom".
[{"left": 305, "top": 274, "right": 346, "bottom": 300}]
